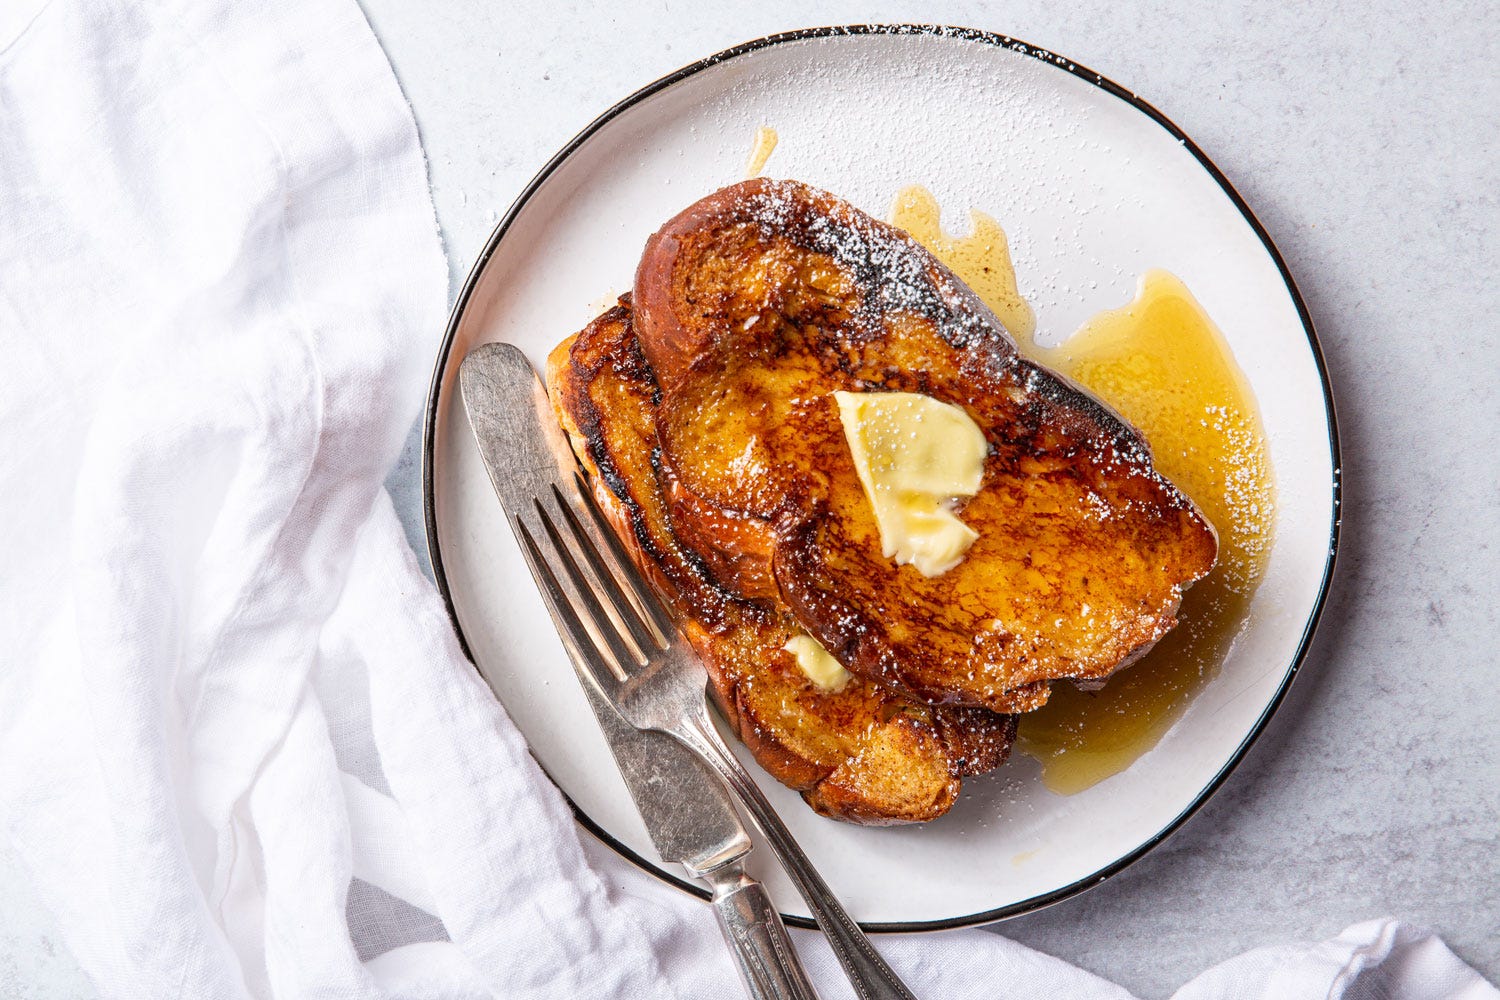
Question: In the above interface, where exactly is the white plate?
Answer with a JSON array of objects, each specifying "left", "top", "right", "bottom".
[{"left": 422, "top": 26, "right": 1339, "bottom": 930}]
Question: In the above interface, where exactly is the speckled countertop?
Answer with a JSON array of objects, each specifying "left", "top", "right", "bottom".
[{"left": 5, "top": 2, "right": 1496, "bottom": 997}]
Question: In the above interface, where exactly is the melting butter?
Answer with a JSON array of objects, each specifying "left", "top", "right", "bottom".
[
  {"left": 745, "top": 126, "right": 778, "bottom": 178},
  {"left": 783, "top": 634, "right": 852, "bottom": 692},
  {"left": 833, "top": 390, "right": 988, "bottom": 577}
]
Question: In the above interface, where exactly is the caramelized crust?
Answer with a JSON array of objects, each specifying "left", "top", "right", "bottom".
[
  {"left": 547, "top": 305, "right": 1015, "bottom": 825},
  {"left": 632, "top": 179, "right": 1218, "bottom": 713}
]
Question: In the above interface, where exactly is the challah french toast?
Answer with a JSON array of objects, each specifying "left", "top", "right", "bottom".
[
  {"left": 549, "top": 305, "right": 1016, "bottom": 824},
  {"left": 631, "top": 179, "right": 1218, "bottom": 714}
]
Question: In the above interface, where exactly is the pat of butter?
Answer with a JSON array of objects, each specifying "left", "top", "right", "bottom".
[
  {"left": 783, "top": 634, "right": 852, "bottom": 692},
  {"left": 833, "top": 390, "right": 988, "bottom": 577}
]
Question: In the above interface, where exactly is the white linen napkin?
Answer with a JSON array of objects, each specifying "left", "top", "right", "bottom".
[{"left": 0, "top": 1, "right": 1493, "bottom": 998}]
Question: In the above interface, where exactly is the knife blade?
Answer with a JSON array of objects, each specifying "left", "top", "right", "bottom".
[{"left": 458, "top": 342, "right": 818, "bottom": 1000}]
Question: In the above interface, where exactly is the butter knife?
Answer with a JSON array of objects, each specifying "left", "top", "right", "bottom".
[{"left": 459, "top": 343, "right": 819, "bottom": 1000}]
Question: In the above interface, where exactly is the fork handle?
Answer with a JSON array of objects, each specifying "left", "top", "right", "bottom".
[
  {"left": 673, "top": 708, "right": 919, "bottom": 1000},
  {"left": 701, "top": 862, "right": 821, "bottom": 1000}
]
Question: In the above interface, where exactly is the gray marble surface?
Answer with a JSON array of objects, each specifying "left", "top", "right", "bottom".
[{"left": 6, "top": 1, "right": 1496, "bottom": 998}]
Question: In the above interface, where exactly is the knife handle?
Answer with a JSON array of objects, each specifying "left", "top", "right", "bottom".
[
  {"left": 674, "top": 707, "right": 918, "bottom": 1000},
  {"left": 703, "top": 863, "right": 821, "bottom": 1000}
]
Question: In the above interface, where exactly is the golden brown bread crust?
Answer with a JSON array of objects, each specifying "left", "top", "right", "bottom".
[
  {"left": 547, "top": 304, "right": 1016, "bottom": 825},
  {"left": 632, "top": 179, "right": 1218, "bottom": 713}
]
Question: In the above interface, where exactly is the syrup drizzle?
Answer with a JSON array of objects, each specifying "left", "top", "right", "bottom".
[
  {"left": 891, "top": 186, "right": 1277, "bottom": 794},
  {"left": 889, "top": 185, "right": 1036, "bottom": 342},
  {"left": 745, "top": 126, "right": 779, "bottom": 178}
]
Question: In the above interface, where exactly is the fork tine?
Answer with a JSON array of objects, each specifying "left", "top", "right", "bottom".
[
  {"left": 533, "top": 498, "right": 648, "bottom": 673},
  {"left": 569, "top": 471, "right": 675, "bottom": 641},
  {"left": 549, "top": 482, "right": 665, "bottom": 656},
  {"left": 513, "top": 514, "right": 629, "bottom": 689}
]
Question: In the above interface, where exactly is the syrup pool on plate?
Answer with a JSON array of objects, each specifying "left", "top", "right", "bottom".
[{"left": 890, "top": 185, "right": 1278, "bottom": 794}]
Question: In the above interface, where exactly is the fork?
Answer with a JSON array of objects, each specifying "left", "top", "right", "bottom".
[{"left": 510, "top": 464, "right": 920, "bottom": 1000}]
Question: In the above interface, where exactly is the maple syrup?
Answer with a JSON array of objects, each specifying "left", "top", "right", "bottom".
[
  {"left": 889, "top": 186, "right": 1035, "bottom": 342},
  {"left": 745, "top": 126, "right": 779, "bottom": 178},
  {"left": 890, "top": 186, "right": 1276, "bottom": 794}
]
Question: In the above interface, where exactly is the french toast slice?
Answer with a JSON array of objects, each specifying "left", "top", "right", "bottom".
[
  {"left": 632, "top": 179, "right": 1218, "bottom": 713},
  {"left": 548, "top": 303, "right": 1016, "bottom": 824}
]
